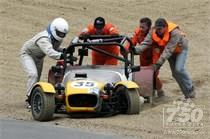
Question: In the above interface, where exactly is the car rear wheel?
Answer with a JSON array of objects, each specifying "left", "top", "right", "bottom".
[
  {"left": 31, "top": 87, "right": 55, "bottom": 121},
  {"left": 116, "top": 86, "right": 140, "bottom": 114}
]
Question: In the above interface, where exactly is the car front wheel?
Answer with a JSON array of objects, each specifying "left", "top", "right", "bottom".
[
  {"left": 116, "top": 86, "right": 140, "bottom": 114},
  {"left": 31, "top": 87, "right": 55, "bottom": 121}
]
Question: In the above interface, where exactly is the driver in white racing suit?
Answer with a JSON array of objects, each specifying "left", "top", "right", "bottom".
[{"left": 20, "top": 18, "right": 69, "bottom": 107}]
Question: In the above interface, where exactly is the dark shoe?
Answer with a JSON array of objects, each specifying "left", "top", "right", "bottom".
[
  {"left": 185, "top": 86, "right": 196, "bottom": 99},
  {"left": 26, "top": 103, "right": 31, "bottom": 109},
  {"left": 157, "top": 90, "right": 165, "bottom": 97},
  {"left": 177, "top": 96, "right": 187, "bottom": 101},
  {"left": 25, "top": 98, "right": 31, "bottom": 109}
]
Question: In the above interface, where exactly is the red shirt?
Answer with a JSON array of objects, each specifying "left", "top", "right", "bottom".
[{"left": 127, "top": 27, "right": 152, "bottom": 66}]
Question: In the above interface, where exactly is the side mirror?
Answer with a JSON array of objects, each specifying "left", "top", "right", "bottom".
[{"left": 131, "top": 65, "right": 140, "bottom": 72}]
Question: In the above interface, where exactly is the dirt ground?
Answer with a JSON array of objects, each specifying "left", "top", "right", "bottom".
[{"left": 0, "top": 0, "right": 210, "bottom": 138}]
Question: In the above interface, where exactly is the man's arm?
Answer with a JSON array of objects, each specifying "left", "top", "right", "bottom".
[
  {"left": 53, "top": 41, "right": 63, "bottom": 52},
  {"left": 80, "top": 24, "right": 95, "bottom": 35},
  {"left": 71, "top": 25, "right": 94, "bottom": 43},
  {"left": 36, "top": 38, "right": 62, "bottom": 60},
  {"left": 109, "top": 27, "right": 119, "bottom": 35},
  {"left": 107, "top": 24, "right": 119, "bottom": 35},
  {"left": 135, "top": 30, "right": 153, "bottom": 54},
  {"left": 125, "top": 29, "right": 139, "bottom": 50}
]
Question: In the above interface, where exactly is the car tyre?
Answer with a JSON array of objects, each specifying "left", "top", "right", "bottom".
[
  {"left": 116, "top": 86, "right": 140, "bottom": 114},
  {"left": 31, "top": 87, "right": 55, "bottom": 121}
]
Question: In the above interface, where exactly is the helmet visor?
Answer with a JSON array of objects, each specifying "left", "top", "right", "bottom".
[{"left": 56, "top": 29, "right": 66, "bottom": 38}]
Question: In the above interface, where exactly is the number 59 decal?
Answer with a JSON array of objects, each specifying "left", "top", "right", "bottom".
[{"left": 71, "top": 81, "right": 97, "bottom": 88}]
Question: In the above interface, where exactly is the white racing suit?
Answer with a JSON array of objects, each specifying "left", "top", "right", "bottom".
[{"left": 20, "top": 30, "right": 63, "bottom": 97}]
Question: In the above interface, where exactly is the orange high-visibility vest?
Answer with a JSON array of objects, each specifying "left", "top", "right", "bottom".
[
  {"left": 79, "top": 23, "right": 120, "bottom": 65},
  {"left": 152, "top": 22, "right": 182, "bottom": 54}
]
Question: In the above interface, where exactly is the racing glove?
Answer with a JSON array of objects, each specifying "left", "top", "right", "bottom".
[
  {"left": 60, "top": 53, "right": 64, "bottom": 60},
  {"left": 59, "top": 48, "right": 67, "bottom": 60}
]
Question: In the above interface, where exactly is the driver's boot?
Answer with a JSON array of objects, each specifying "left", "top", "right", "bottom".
[{"left": 25, "top": 97, "right": 31, "bottom": 109}]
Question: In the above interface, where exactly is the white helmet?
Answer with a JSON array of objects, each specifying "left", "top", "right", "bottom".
[{"left": 50, "top": 18, "right": 69, "bottom": 41}]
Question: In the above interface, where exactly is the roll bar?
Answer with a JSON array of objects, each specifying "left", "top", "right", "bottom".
[{"left": 63, "top": 35, "right": 139, "bottom": 79}]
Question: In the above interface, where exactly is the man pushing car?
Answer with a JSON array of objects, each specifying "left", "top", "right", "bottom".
[{"left": 20, "top": 17, "right": 69, "bottom": 108}]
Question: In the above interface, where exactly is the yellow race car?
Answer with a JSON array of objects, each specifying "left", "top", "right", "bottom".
[{"left": 29, "top": 35, "right": 142, "bottom": 121}]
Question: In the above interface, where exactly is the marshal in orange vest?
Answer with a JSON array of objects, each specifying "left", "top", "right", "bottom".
[{"left": 152, "top": 22, "right": 182, "bottom": 54}]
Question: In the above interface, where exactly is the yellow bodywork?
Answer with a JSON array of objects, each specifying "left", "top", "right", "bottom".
[
  {"left": 33, "top": 82, "right": 56, "bottom": 93},
  {"left": 32, "top": 80, "right": 139, "bottom": 113},
  {"left": 115, "top": 81, "right": 139, "bottom": 89},
  {"left": 66, "top": 107, "right": 95, "bottom": 113},
  {"left": 65, "top": 80, "right": 104, "bottom": 113}
]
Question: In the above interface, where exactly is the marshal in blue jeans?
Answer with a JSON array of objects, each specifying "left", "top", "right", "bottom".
[{"left": 168, "top": 48, "right": 193, "bottom": 97}]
